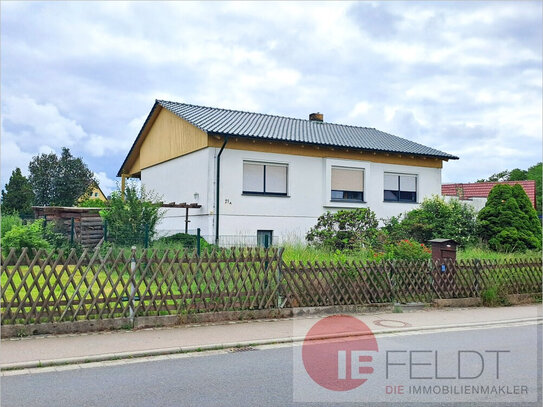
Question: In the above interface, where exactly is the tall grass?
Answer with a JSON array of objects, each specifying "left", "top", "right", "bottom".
[
  {"left": 457, "top": 246, "right": 542, "bottom": 260},
  {"left": 281, "top": 243, "right": 374, "bottom": 264},
  {"left": 282, "top": 243, "right": 541, "bottom": 263}
]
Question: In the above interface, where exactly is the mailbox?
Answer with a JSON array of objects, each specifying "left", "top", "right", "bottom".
[{"left": 428, "top": 238, "right": 457, "bottom": 262}]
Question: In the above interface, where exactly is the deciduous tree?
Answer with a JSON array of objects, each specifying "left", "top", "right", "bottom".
[{"left": 28, "top": 148, "right": 95, "bottom": 206}]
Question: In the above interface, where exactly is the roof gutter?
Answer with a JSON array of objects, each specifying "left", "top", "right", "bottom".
[{"left": 215, "top": 136, "right": 229, "bottom": 246}]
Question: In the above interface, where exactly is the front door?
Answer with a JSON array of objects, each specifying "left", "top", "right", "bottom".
[{"left": 257, "top": 230, "right": 273, "bottom": 247}]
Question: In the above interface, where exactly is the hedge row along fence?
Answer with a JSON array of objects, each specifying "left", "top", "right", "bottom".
[{"left": 1, "top": 247, "right": 541, "bottom": 325}]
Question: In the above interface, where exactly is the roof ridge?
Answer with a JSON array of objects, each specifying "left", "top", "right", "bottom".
[{"left": 156, "top": 99, "right": 378, "bottom": 131}]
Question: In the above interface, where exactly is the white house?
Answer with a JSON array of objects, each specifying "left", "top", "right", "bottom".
[{"left": 118, "top": 100, "right": 458, "bottom": 246}]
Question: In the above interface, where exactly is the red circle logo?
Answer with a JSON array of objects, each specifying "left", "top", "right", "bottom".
[{"left": 302, "top": 315, "right": 378, "bottom": 391}]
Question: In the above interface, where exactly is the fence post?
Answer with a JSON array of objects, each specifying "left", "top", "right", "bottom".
[
  {"left": 196, "top": 228, "right": 201, "bottom": 256},
  {"left": 70, "top": 217, "right": 75, "bottom": 245},
  {"left": 129, "top": 246, "right": 136, "bottom": 326},
  {"left": 473, "top": 259, "right": 481, "bottom": 296},
  {"left": 388, "top": 260, "right": 397, "bottom": 304},
  {"left": 276, "top": 247, "right": 284, "bottom": 308},
  {"left": 144, "top": 224, "right": 149, "bottom": 248},
  {"left": 263, "top": 235, "right": 270, "bottom": 291}
]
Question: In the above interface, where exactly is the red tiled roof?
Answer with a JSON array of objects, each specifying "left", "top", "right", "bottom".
[{"left": 442, "top": 180, "right": 537, "bottom": 209}]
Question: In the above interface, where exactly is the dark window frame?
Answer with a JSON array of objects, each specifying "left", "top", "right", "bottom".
[{"left": 384, "top": 173, "right": 417, "bottom": 203}]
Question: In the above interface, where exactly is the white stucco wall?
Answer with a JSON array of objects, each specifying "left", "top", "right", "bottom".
[
  {"left": 142, "top": 147, "right": 443, "bottom": 245},
  {"left": 140, "top": 148, "right": 214, "bottom": 236},
  {"left": 443, "top": 196, "right": 487, "bottom": 212}
]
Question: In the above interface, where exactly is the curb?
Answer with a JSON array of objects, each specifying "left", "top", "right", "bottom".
[{"left": 2, "top": 316, "right": 541, "bottom": 371}]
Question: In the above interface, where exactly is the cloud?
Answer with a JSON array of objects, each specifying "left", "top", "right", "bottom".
[
  {"left": 94, "top": 171, "right": 117, "bottom": 196},
  {"left": 0, "top": 1, "right": 541, "bottom": 191}
]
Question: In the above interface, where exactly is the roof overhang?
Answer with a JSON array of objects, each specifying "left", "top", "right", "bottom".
[{"left": 208, "top": 132, "right": 458, "bottom": 161}]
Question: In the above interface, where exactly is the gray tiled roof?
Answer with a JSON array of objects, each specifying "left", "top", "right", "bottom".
[{"left": 157, "top": 100, "right": 458, "bottom": 160}]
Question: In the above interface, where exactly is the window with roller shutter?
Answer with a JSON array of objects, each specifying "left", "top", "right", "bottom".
[{"left": 331, "top": 167, "right": 364, "bottom": 202}]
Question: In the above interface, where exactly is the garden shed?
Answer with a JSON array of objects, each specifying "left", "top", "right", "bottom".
[{"left": 32, "top": 206, "right": 104, "bottom": 248}]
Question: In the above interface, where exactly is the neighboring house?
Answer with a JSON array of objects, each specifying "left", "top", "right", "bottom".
[
  {"left": 118, "top": 100, "right": 458, "bottom": 245},
  {"left": 442, "top": 180, "right": 537, "bottom": 212},
  {"left": 78, "top": 182, "right": 108, "bottom": 203}
]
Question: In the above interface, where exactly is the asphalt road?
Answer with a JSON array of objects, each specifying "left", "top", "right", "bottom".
[{"left": 2, "top": 324, "right": 541, "bottom": 407}]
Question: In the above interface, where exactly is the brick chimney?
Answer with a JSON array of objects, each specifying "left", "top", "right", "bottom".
[{"left": 309, "top": 112, "right": 323, "bottom": 122}]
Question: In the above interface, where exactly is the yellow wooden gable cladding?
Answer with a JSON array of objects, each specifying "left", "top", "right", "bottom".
[
  {"left": 123, "top": 106, "right": 443, "bottom": 176},
  {"left": 89, "top": 186, "right": 107, "bottom": 201},
  {"left": 139, "top": 108, "right": 208, "bottom": 170},
  {"left": 78, "top": 185, "right": 108, "bottom": 202},
  {"left": 123, "top": 106, "right": 208, "bottom": 176}
]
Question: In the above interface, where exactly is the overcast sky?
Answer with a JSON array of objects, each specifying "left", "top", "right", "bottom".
[{"left": 1, "top": 1, "right": 541, "bottom": 195}]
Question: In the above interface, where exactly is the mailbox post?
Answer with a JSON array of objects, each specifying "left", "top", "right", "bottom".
[
  {"left": 428, "top": 238, "right": 457, "bottom": 263},
  {"left": 428, "top": 239, "right": 458, "bottom": 296}
]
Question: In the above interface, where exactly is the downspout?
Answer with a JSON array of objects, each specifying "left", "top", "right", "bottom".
[{"left": 215, "top": 136, "right": 229, "bottom": 245}]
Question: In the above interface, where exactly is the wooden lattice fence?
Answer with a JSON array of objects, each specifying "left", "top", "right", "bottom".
[{"left": 1, "top": 247, "right": 541, "bottom": 325}]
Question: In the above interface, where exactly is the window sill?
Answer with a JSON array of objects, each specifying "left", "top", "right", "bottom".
[
  {"left": 242, "top": 193, "right": 290, "bottom": 198},
  {"left": 383, "top": 200, "right": 418, "bottom": 204},
  {"left": 330, "top": 199, "right": 366, "bottom": 204},
  {"left": 323, "top": 201, "right": 367, "bottom": 209}
]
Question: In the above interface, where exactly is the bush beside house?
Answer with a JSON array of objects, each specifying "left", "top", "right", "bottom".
[{"left": 478, "top": 184, "right": 542, "bottom": 252}]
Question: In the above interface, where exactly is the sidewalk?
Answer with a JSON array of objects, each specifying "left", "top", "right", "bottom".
[{"left": 1, "top": 304, "right": 541, "bottom": 370}]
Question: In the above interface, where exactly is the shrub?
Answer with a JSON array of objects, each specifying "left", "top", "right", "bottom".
[
  {"left": 383, "top": 196, "right": 478, "bottom": 247},
  {"left": 99, "top": 183, "right": 163, "bottom": 246},
  {"left": 511, "top": 184, "right": 542, "bottom": 242},
  {"left": 386, "top": 239, "right": 431, "bottom": 260},
  {"left": 1, "top": 219, "right": 50, "bottom": 256},
  {"left": 1, "top": 214, "right": 23, "bottom": 238},
  {"left": 78, "top": 198, "right": 107, "bottom": 208},
  {"left": 306, "top": 208, "right": 379, "bottom": 250},
  {"left": 478, "top": 184, "right": 542, "bottom": 252},
  {"left": 153, "top": 233, "right": 211, "bottom": 250}
]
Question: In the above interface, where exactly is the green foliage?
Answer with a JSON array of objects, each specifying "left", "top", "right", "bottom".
[
  {"left": 385, "top": 239, "right": 431, "bottom": 260},
  {"left": 28, "top": 152, "right": 58, "bottom": 206},
  {"left": 1, "top": 214, "right": 23, "bottom": 238},
  {"left": 1, "top": 219, "right": 51, "bottom": 256},
  {"left": 306, "top": 208, "right": 379, "bottom": 250},
  {"left": 457, "top": 245, "right": 541, "bottom": 260},
  {"left": 1, "top": 168, "right": 35, "bottom": 217},
  {"left": 100, "top": 183, "right": 163, "bottom": 246},
  {"left": 28, "top": 147, "right": 95, "bottom": 206},
  {"left": 477, "top": 170, "right": 511, "bottom": 182},
  {"left": 383, "top": 196, "right": 478, "bottom": 247},
  {"left": 508, "top": 168, "right": 527, "bottom": 181},
  {"left": 78, "top": 198, "right": 107, "bottom": 208},
  {"left": 477, "top": 184, "right": 542, "bottom": 252},
  {"left": 512, "top": 184, "right": 542, "bottom": 239},
  {"left": 153, "top": 233, "right": 212, "bottom": 250},
  {"left": 477, "top": 162, "right": 542, "bottom": 214},
  {"left": 481, "top": 285, "right": 510, "bottom": 307},
  {"left": 526, "top": 163, "right": 542, "bottom": 214}
]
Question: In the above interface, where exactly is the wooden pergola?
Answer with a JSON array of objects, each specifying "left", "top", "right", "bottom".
[{"left": 158, "top": 202, "right": 202, "bottom": 233}]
